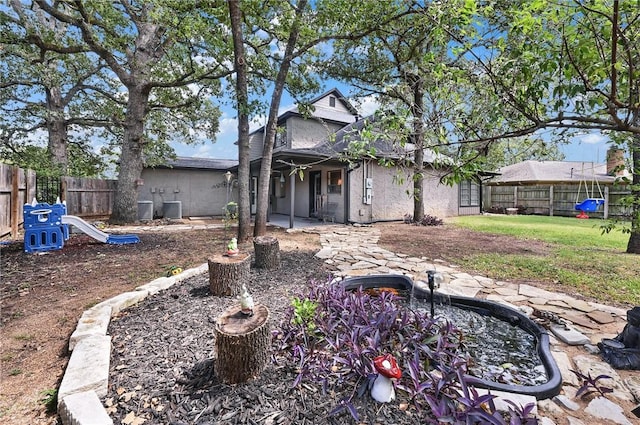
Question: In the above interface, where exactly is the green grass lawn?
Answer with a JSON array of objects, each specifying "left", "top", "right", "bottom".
[{"left": 449, "top": 215, "right": 639, "bottom": 307}]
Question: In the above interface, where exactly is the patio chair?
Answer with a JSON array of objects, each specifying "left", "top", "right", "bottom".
[{"left": 321, "top": 202, "right": 338, "bottom": 223}]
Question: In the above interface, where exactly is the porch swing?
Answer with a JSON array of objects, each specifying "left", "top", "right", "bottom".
[{"left": 574, "top": 162, "right": 605, "bottom": 219}]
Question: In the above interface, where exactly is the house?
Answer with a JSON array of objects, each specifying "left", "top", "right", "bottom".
[
  {"left": 485, "top": 151, "right": 631, "bottom": 218},
  {"left": 248, "top": 88, "right": 482, "bottom": 225},
  {"left": 138, "top": 157, "right": 238, "bottom": 219}
]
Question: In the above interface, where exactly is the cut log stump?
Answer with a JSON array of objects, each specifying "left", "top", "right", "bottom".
[
  {"left": 253, "top": 236, "right": 280, "bottom": 269},
  {"left": 208, "top": 253, "right": 251, "bottom": 296},
  {"left": 215, "top": 303, "right": 270, "bottom": 384}
]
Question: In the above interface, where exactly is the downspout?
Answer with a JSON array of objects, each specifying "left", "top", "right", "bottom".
[
  {"left": 289, "top": 169, "right": 295, "bottom": 229},
  {"left": 344, "top": 165, "right": 350, "bottom": 224},
  {"left": 479, "top": 178, "right": 484, "bottom": 214}
]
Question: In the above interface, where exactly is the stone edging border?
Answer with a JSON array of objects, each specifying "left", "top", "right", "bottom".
[{"left": 58, "top": 263, "right": 209, "bottom": 425}]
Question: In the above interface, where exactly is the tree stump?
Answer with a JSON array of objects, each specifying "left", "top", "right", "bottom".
[
  {"left": 214, "top": 303, "right": 270, "bottom": 384},
  {"left": 253, "top": 236, "right": 280, "bottom": 269},
  {"left": 208, "top": 253, "right": 251, "bottom": 296}
]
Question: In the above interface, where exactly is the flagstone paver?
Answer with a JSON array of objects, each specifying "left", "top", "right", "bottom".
[{"left": 313, "top": 224, "right": 639, "bottom": 425}]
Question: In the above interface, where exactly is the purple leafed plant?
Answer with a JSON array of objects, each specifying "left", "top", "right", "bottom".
[
  {"left": 272, "top": 279, "right": 539, "bottom": 423},
  {"left": 570, "top": 369, "right": 614, "bottom": 399}
]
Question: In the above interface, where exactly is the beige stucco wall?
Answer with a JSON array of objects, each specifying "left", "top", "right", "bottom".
[
  {"left": 267, "top": 160, "right": 467, "bottom": 224},
  {"left": 138, "top": 169, "right": 236, "bottom": 218},
  {"left": 348, "top": 162, "right": 461, "bottom": 223}
]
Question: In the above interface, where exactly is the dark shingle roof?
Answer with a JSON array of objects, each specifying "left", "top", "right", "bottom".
[
  {"left": 155, "top": 157, "right": 238, "bottom": 170},
  {"left": 311, "top": 115, "right": 445, "bottom": 164}
]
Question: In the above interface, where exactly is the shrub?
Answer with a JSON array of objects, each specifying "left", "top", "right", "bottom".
[
  {"left": 403, "top": 214, "right": 444, "bottom": 226},
  {"left": 273, "top": 280, "right": 537, "bottom": 423}
]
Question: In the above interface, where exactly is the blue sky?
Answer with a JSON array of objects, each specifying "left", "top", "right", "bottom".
[
  {"left": 561, "top": 133, "right": 609, "bottom": 163},
  {"left": 171, "top": 83, "right": 611, "bottom": 165}
]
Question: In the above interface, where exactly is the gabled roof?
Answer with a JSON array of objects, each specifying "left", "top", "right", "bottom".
[
  {"left": 151, "top": 157, "right": 238, "bottom": 170},
  {"left": 249, "top": 88, "right": 358, "bottom": 136},
  {"left": 306, "top": 87, "right": 359, "bottom": 115},
  {"left": 489, "top": 160, "right": 616, "bottom": 184},
  {"left": 311, "top": 115, "right": 446, "bottom": 164}
]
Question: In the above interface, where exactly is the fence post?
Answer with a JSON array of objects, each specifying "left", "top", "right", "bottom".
[
  {"left": 11, "top": 166, "right": 19, "bottom": 239},
  {"left": 604, "top": 186, "right": 609, "bottom": 219},
  {"left": 61, "top": 176, "right": 68, "bottom": 203},
  {"left": 549, "top": 185, "right": 554, "bottom": 216}
]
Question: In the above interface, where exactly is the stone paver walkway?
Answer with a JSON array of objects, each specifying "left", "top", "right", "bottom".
[{"left": 312, "top": 224, "right": 640, "bottom": 425}]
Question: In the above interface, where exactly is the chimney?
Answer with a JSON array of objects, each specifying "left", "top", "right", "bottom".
[{"left": 606, "top": 148, "right": 626, "bottom": 177}]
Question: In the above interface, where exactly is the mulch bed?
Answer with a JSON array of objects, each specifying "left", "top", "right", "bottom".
[{"left": 105, "top": 250, "right": 420, "bottom": 425}]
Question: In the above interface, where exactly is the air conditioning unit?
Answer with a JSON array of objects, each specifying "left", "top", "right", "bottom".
[
  {"left": 137, "top": 201, "right": 153, "bottom": 221},
  {"left": 163, "top": 201, "right": 182, "bottom": 219}
]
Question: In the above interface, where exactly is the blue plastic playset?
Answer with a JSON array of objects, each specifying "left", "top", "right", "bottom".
[{"left": 23, "top": 198, "right": 139, "bottom": 253}]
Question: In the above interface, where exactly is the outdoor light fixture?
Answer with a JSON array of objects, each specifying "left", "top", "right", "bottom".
[
  {"left": 280, "top": 173, "right": 286, "bottom": 184},
  {"left": 224, "top": 171, "right": 233, "bottom": 208}
]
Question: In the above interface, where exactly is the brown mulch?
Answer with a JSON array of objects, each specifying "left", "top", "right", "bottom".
[
  {"left": 0, "top": 219, "right": 626, "bottom": 424},
  {"left": 104, "top": 251, "right": 365, "bottom": 425}
]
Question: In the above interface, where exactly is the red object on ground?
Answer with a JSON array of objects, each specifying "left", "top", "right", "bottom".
[
  {"left": 576, "top": 211, "right": 589, "bottom": 219},
  {"left": 373, "top": 354, "right": 402, "bottom": 379}
]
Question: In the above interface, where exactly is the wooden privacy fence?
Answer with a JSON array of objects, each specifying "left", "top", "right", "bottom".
[
  {"left": 0, "top": 165, "right": 116, "bottom": 239},
  {"left": 0, "top": 164, "right": 36, "bottom": 239},
  {"left": 61, "top": 176, "right": 116, "bottom": 217},
  {"left": 484, "top": 184, "right": 632, "bottom": 219}
]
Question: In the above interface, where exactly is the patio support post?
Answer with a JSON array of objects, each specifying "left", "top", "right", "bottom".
[{"left": 289, "top": 170, "right": 295, "bottom": 229}]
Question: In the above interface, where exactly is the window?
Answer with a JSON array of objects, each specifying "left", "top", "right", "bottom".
[
  {"left": 329, "top": 96, "right": 336, "bottom": 107},
  {"left": 327, "top": 170, "right": 342, "bottom": 194},
  {"left": 460, "top": 180, "right": 479, "bottom": 207}
]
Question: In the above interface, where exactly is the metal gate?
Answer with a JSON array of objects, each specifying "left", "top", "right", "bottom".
[{"left": 35, "top": 176, "right": 62, "bottom": 204}]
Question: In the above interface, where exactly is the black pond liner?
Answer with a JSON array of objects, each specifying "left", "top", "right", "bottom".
[{"left": 341, "top": 274, "right": 562, "bottom": 400}]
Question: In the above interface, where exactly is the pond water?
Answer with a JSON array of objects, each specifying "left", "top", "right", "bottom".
[{"left": 415, "top": 299, "right": 547, "bottom": 386}]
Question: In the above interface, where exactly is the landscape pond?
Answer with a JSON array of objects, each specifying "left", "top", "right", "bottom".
[{"left": 342, "top": 274, "right": 563, "bottom": 399}]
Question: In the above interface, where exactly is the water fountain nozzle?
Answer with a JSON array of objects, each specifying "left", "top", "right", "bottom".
[{"left": 427, "top": 270, "right": 443, "bottom": 291}]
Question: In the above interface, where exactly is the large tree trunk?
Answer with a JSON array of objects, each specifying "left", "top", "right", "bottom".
[
  {"left": 409, "top": 75, "right": 425, "bottom": 222},
  {"left": 111, "top": 85, "right": 148, "bottom": 224},
  {"left": 229, "top": 0, "right": 252, "bottom": 242},
  {"left": 253, "top": 0, "right": 307, "bottom": 237},
  {"left": 46, "top": 86, "right": 69, "bottom": 176},
  {"left": 626, "top": 135, "right": 640, "bottom": 254}
]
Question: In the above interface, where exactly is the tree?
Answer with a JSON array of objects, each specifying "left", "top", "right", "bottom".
[
  {"left": 32, "top": 0, "right": 229, "bottom": 223},
  {"left": 228, "top": 0, "right": 252, "bottom": 242},
  {"left": 325, "top": 1, "right": 490, "bottom": 222},
  {"left": 1, "top": 1, "right": 118, "bottom": 176},
  {"left": 457, "top": 0, "right": 640, "bottom": 253},
  {"left": 483, "top": 137, "right": 565, "bottom": 170},
  {"left": 249, "top": 0, "right": 412, "bottom": 236}
]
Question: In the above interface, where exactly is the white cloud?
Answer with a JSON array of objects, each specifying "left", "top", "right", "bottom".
[
  {"left": 353, "top": 95, "right": 380, "bottom": 117},
  {"left": 578, "top": 133, "right": 607, "bottom": 145},
  {"left": 216, "top": 114, "right": 239, "bottom": 140},
  {"left": 250, "top": 114, "right": 267, "bottom": 132}
]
